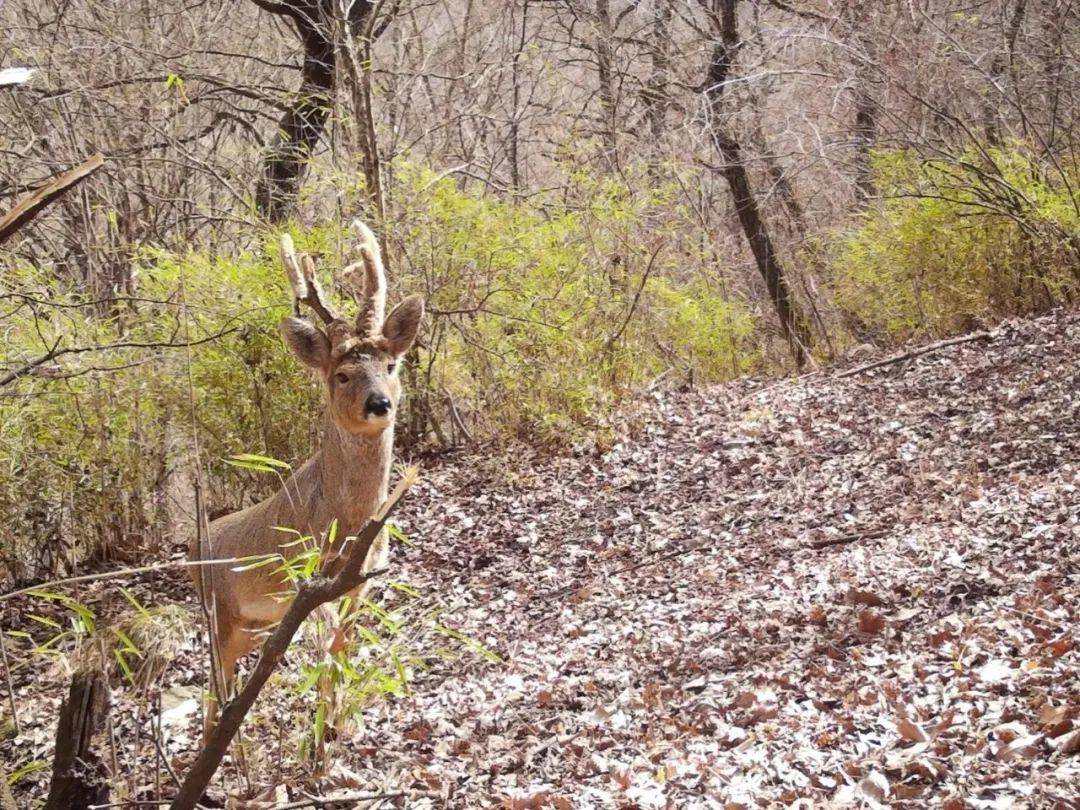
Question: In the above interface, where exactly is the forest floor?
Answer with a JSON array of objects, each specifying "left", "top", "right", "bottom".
[{"left": 3, "top": 307, "right": 1079, "bottom": 807}]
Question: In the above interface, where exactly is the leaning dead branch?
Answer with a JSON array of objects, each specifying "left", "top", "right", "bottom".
[
  {"left": 0, "top": 153, "right": 104, "bottom": 245},
  {"left": 837, "top": 330, "right": 995, "bottom": 379}
]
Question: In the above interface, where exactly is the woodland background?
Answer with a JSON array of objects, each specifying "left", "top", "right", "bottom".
[{"left": 0, "top": 0, "right": 1078, "bottom": 803}]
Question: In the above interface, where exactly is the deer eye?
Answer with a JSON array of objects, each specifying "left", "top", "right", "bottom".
[
  {"left": 334, "top": 372, "right": 349, "bottom": 385},
  {"left": 386, "top": 362, "right": 397, "bottom": 374}
]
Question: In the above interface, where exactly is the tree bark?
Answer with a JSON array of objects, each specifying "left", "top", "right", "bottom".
[
  {"left": 644, "top": 0, "right": 671, "bottom": 176},
  {"left": 704, "top": 0, "right": 808, "bottom": 367},
  {"left": 509, "top": 0, "right": 531, "bottom": 191},
  {"left": 847, "top": 0, "right": 878, "bottom": 205},
  {"left": 252, "top": 0, "right": 374, "bottom": 222},
  {"left": 45, "top": 668, "right": 110, "bottom": 810},
  {"left": 984, "top": 0, "right": 1028, "bottom": 146},
  {"left": 0, "top": 154, "right": 104, "bottom": 246}
]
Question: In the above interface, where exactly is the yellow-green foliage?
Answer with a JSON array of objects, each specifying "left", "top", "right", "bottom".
[
  {"left": 1, "top": 168, "right": 758, "bottom": 579},
  {"left": 831, "top": 144, "right": 1079, "bottom": 339},
  {"left": 391, "top": 165, "right": 758, "bottom": 439},
  {"left": 0, "top": 253, "right": 318, "bottom": 581}
]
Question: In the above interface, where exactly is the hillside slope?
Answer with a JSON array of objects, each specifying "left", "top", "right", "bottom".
[
  {"left": 377, "top": 309, "right": 1079, "bottom": 807},
  {"left": 4, "top": 310, "right": 1077, "bottom": 806}
]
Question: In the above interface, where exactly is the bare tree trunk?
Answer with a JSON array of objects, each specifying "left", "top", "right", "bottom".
[
  {"left": 339, "top": 2, "right": 388, "bottom": 233},
  {"left": 252, "top": 0, "right": 374, "bottom": 222},
  {"left": 644, "top": 0, "right": 671, "bottom": 175},
  {"left": 509, "top": 0, "right": 531, "bottom": 191},
  {"left": 847, "top": 0, "right": 878, "bottom": 205},
  {"left": 1040, "top": 0, "right": 1068, "bottom": 152},
  {"left": 594, "top": 0, "right": 618, "bottom": 169},
  {"left": 704, "top": 0, "right": 808, "bottom": 367},
  {"left": 984, "top": 0, "right": 1028, "bottom": 146}
]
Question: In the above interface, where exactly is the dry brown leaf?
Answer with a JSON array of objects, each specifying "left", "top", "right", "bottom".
[
  {"left": 859, "top": 609, "right": 887, "bottom": 635},
  {"left": 897, "top": 716, "right": 929, "bottom": 744},
  {"left": 994, "top": 733, "right": 1041, "bottom": 762},
  {"left": 1048, "top": 635, "right": 1075, "bottom": 658},
  {"left": 1037, "top": 702, "right": 1069, "bottom": 727},
  {"left": 1053, "top": 728, "right": 1080, "bottom": 756},
  {"left": 848, "top": 588, "right": 888, "bottom": 607},
  {"left": 859, "top": 769, "right": 890, "bottom": 802},
  {"left": 733, "top": 691, "right": 756, "bottom": 709}
]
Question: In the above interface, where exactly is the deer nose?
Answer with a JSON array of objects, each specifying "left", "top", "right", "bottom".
[{"left": 364, "top": 393, "right": 391, "bottom": 417}]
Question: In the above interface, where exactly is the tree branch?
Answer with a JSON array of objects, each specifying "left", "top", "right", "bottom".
[
  {"left": 837, "top": 331, "right": 995, "bottom": 378},
  {"left": 0, "top": 154, "right": 105, "bottom": 246},
  {"left": 170, "top": 468, "right": 418, "bottom": 809}
]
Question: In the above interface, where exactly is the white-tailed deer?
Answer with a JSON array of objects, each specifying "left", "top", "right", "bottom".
[{"left": 189, "top": 221, "right": 423, "bottom": 731}]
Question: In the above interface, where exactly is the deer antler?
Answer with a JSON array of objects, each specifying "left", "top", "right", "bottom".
[
  {"left": 279, "top": 233, "right": 339, "bottom": 326},
  {"left": 351, "top": 220, "right": 386, "bottom": 336}
]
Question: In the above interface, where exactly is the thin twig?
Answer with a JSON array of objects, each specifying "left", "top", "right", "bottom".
[
  {"left": 837, "top": 331, "right": 994, "bottom": 378},
  {"left": 807, "top": 528, "right": 889, "bottom": 550},
  {"left": 0, "top": 328, "right": 239, "bottom": 388},
  {"left": 271, "top": 791, "right": 434, "bottom": 809},
  {"left": 153, "top": 692, "right": 181, "bottom": 788},
  {"left": 0, "top": 613, "right": 19, "bottom": 734},
  {"left": 604, "top": 242, "right": 664, "bottom": 352},
  {"left": 0, "top": 554, "right": 278, "bottom": 603}
]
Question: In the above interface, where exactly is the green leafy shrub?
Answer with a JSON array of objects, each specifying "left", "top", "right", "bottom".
[
  {"left": 830, "top": 144, "right": 1079, "bottom": 340},
  {"left": 0, "top": 253, "right": 320, "bottom": 581},
  {"left": 388, "top": 164, "right": 760, "bottom": 442}
]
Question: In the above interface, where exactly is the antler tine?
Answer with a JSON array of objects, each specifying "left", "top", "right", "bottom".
[
  {"left": 352, "top": 219, "right": 386, "bottom": 336},
  {"left": 279, "top": 233, "right": 307, "bottom": 316},
  {"left": 279, "top": 233, "right": 338, "bottom": 326}
]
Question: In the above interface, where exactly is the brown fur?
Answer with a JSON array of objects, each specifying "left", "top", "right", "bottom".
[{"left": 189, "top": 223, "right": 423, "bottom": 734}]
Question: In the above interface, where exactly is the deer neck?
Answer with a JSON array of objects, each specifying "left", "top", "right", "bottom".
[{"left": 315, "top": 416, "right": 393, "bottom": 534}]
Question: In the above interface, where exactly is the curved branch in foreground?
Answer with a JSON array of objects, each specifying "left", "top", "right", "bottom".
[{"left": 171, "top": 468, "right": 418, "bottom": 809}]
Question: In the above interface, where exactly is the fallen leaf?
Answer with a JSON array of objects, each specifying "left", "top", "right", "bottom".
[
  {"left": 859, "top": 610, "right": 886, "bottom": 636},
  {"left": 859, "top": 769, "right": 890, "bottom": 803},
  {"left": 995, "top": 733, "right": 1041, "bottom": 761},
  {"left": 1053, "top": 728, "right": 1080, "bottom": 756},
  {"left": 848, "top": 588, "right": 887, "bottom": 607},
  {"left": 897, "top": 716, "right": 929, "bottom": 744}
]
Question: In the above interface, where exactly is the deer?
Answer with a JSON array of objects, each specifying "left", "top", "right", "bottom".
[{"left": 189, "top": 221, "right": 423, "bottom": 734}]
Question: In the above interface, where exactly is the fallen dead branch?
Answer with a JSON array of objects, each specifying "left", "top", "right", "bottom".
[
  {"left": 837, "top": 330, "right": 994, "bottom": 378},
  {"left": 807, "top": 528, "right": 889, "bottom": 550},
  {"left": 170, "top": 468, "right": 418, "bottom": 809},
  {"left": 271, "top": 790, "right": 437, "bottom": 809}
]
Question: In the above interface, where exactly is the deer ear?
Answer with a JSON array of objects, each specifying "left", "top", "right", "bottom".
[
  {"left": 279, "top": 317, "right": 331, "bottom": 371},
  {"left": 382, "top": 295, "right": 424, "bottom": 356}
]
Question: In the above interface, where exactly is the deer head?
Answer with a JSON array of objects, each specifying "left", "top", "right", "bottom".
[{"left": 278, "top": 221, "right": 424, "bottom": 439}]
